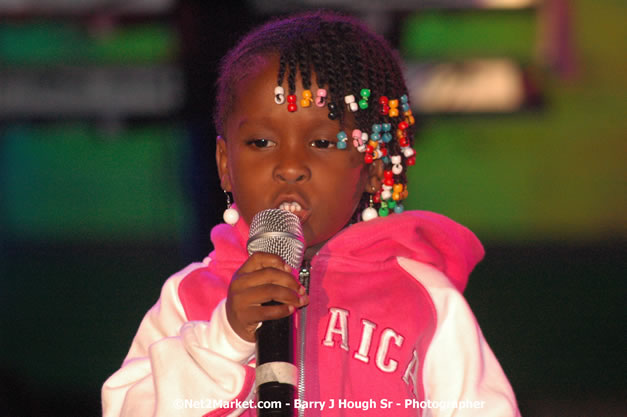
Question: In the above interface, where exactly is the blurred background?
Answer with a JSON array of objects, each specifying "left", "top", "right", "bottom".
[{"left": 0, "top": 0, "right": 624, "bottom": 416}]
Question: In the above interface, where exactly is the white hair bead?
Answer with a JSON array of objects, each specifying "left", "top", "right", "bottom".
[
  {"left": 403, "top": 147, "right": 415, "bottom": 158},
  {"left": 274, "top": 86, "right": 285, "bottom": 104}
]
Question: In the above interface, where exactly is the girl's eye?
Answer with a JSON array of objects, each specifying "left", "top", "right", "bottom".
[
  {"left": 247, "top": 139, "right": 275, "bottom": 148},
  {"left": 310, "top": 139, "right": 336, "bottom": 149}
]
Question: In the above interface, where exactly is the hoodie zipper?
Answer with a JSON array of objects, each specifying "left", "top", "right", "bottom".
[{"left": 297, "top": 260, "right": 311, "bottom": 417}]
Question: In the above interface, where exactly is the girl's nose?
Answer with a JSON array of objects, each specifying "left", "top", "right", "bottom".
[{"left": 273, "top": 149, "right": 311, "bottom": 184}]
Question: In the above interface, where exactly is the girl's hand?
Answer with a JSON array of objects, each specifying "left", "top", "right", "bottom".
[{"left": 226, "top": 252, "right": 309, "bottom": 342}]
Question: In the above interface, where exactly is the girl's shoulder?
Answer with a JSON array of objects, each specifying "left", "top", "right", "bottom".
[{"left": 168, "top": 258, "right": 231, "bottom": 322}]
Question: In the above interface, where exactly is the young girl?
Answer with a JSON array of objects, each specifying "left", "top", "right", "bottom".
[{"left": 103, "top": 11, "right": 520, "bottom": 417}]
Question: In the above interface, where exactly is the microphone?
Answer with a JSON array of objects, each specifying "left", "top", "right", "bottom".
[{"left": 247, "top": 209, "right": 305, "bottom": 416}]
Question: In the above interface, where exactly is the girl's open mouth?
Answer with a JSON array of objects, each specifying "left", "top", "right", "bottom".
[{"left": 277, "top": 201, "right": 310, "bottom": 224}]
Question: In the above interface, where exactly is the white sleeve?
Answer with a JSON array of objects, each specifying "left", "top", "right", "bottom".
[
  {"left": 397, "top": 257, "right": 521, "bottom": 417},
  {"left": 102, "top": 263, "right": 257, "bottom": 417}
]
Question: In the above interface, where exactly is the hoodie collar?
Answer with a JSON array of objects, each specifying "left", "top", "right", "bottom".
[{"left": 209, "top": 209, "right": 483, "bottom": 293}]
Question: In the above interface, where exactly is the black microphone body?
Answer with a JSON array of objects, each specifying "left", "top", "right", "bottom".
[
  {"left": 255, "top": 312, "right": 294, "bottom": 416},
  {"left": 247, "top": 209, "right": 305, "bottom": 417}
]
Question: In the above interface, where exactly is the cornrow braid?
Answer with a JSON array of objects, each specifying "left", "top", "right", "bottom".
[
  {"left": 350, "top": 30, "right": 371, "bottom": 135},
  {"left": 277, "top": 53, "right": 287, "bottom": 87},
  {"left": 286, "top": 48, "right": 298, "bottom": 96},
  {"left": 214, "top": 10, "right": 417, "bottom": 220},
  {"left": 310, "top": 38, "right": 325, "bottom": 89},
  {"left": 298, "top": 38, "right": 312, "bottom": 92},
  {"left": 320, "top": 21, "right": 344, "bottom": 124}
]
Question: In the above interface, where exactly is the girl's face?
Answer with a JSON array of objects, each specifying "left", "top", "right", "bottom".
[{"left": 217, "top": 55, "right": 381, "bottom": 258}]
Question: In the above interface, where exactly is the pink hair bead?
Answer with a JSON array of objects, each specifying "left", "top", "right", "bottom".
[{"left": 315, "top": 88, "right": 327, "bottom": 107}]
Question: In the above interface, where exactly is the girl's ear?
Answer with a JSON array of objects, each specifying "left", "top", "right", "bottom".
[
  {"left": 364, "top": 159, "right": 384, "bottom": 193},
  {"left": 215, "top": 136, "right": 232, "bottom": 191}
]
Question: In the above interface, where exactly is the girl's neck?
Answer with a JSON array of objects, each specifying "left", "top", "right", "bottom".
[{"left": 304, "top": 240, "right": 327, "bottom": 261}]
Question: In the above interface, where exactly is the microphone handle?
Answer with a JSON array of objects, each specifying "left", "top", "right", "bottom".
[{"left": 256, "top": 302, "right": 294, "bottom": 416}]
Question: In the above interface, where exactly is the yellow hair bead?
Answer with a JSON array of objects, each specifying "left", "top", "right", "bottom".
[{"left": 301, "top": 90, "right": 313, "bottom": 107}]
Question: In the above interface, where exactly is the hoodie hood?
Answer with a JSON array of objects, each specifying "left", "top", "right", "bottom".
[{"left": 320, "top": 211, "right": 484, "bottom": 292}]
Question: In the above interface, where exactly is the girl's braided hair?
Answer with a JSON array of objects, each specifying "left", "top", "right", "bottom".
[{"left": 214, "top": 10, "right": 416, "bottom": 218}]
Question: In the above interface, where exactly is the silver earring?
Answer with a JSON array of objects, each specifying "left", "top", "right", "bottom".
[{"left": 223, "top": 190, "right": 239, "bottom": 225}]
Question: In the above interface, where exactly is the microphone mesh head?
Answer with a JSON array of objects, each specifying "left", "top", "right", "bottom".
[{"left": 247, "top": 209, "right": 305, "bottom": 269}]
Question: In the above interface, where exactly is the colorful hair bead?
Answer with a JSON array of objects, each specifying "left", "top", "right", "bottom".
[
  {"left": 378, "top": 201, "right": 389, "bottom": 217},
  {"left": 373, "top": 190, "right": 382, "bottom": 204},
  {"left": 381, "top": 123, "right": 392, "bottom": 142},
  {"left": 388, "top": 99, "right": 399, "bottom": 117},
  {"left": 379, "top": 96, "right": 389, "bottom": 115},
  {"left": 404, "top": 109, "right": 416, "bottom": 126},
  {"left": 403, "top": 146, "right": 416, "bottom": 166},
  {"left": 352, "top": 129, "right": 367, "bottom": 152},
  {"left": 315, "top": 88, "right": 327, "bottom": 107},
  {"left": 301, "top": 90, "right": 313, "bottom": 107},
  {"left": 274, "top": 86, "right": 285, "bottom": 104},
  {"left": 359, "top": 88, "right": 370, "bottom": 110},
  {"left": 391, "top": 155, "right": 403, "bottom": 175},
  {"left": 344, "top": 94, "right": 358, "bottom": 112},
  {"left": 394, "top": 203, "right": 405, "bottom": 214},
  {"left": 327, "top": 102, "right": 338, "bottom": 120},
  {"left": 336, "top": 131, "right": 348, "bottom": 149},
  {"left": 287, "top": 94, "right": 297, "bottom": 112},
  {"left": 381, "top": 184, "right": 393, "bottom": 200},
  {"left": 392, "top": 183, "right": 404, "bottom": 201},
  {"left": 400, "top": 94, "right": 410, "bottom": 113}
]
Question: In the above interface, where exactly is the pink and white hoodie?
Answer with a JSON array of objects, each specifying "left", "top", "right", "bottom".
[{"left": 102, "top": 211, "right": 520, "bottom": 417}]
